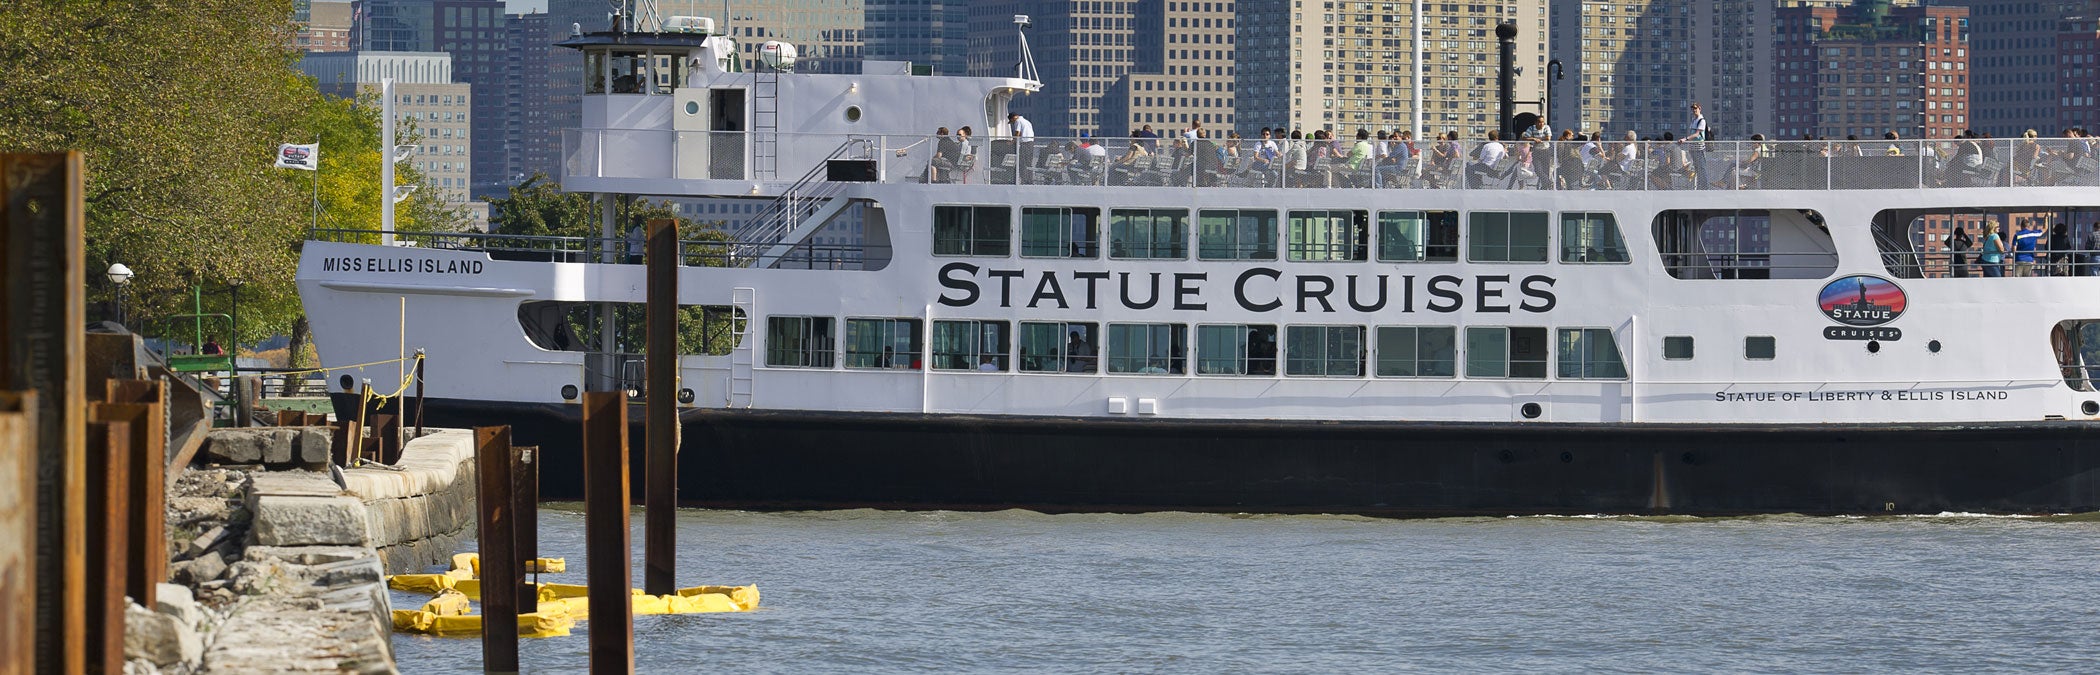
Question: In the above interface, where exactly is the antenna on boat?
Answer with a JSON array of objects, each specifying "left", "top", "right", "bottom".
[{"left": 1013, "top": 14, "right": 1040, "bottom": 83}]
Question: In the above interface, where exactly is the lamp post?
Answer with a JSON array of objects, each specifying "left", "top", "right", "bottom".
[{"left": 106, "top": 262, "right": 133, "bottom": 330}]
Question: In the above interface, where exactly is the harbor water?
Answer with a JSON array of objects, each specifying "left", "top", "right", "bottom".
[{"left": 392, "top": 507, "right": 2100, "bottom": 672}]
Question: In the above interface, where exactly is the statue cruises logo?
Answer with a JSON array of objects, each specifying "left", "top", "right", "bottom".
[{"left": 1817, "top": 274, "right": 1905, "bottom": 341}]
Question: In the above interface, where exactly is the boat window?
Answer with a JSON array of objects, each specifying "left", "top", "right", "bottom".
[
  {"left": 2060, "top": 321, "right": 2100, "bottom": 392},
  {"left": 1195, "top": 324, "right": 1278, "bottom": 376},
  {"left": 1198, "top": 209, "right": 1278, "bottom": 260},
  {"left": 1018, "top": 321, "right": 1098, "bottom": 373},
  {"left": 1106, "top": 323, "right": 1188, "bottom": 375},
  {"left": 1467, "top": 212, "right": 1551, "bottom": 263},
  {"left": 1745, "top": 336, "right": 1776, "bottom": 361},
  {"left": 1287, "top": 210, "right": 1370, "bottom": 262},
  {"left": 933, "top": 206, "right": 1011, "bottom": 257},
  {"left": 1871, "top": 207, "right": 2100, "bottom": 279},
  {"left": 1652, "top": 209, "right": 1837, "bottom": 280},
  {"left": 1109, "top": 208, "right": 1189, "bottom": 259},
  {"left": 1559, "top": 212, "right": 1630, "bottom": 264},
  {"left": 609, "top": 50, "right": 646, "bottom": 94},
  {"left": 1286, "top": 325, "right": 1366, "bottom": 377},
  {"left": 1556, "top": 328, "right": 1628, "bottom": 379},
  {"left": 1662, "top": 336, "right": 1695, "bottom": 360},
  {"left": 1465, "top": 326, "right": 1548, "bottom": 379},
  {"left": 930, "top": 320, "right": 1009, "bottom": 371},
  {"left": 585, "top": 52, "right": 607, "bottom": 94},
  {"left": 765, "top": 316, "right": 835, "bottom": 368},
  {"left": 518, "top": 301, "right": 744, "bottom": 355},
  {"left": 1020, "top": 207, "right": 1100, "bottom": 258},
  {"left": 1376, "top": 210, "right": 1460, "bottom": 263},
  {"left": 843, "top": 318, "right": 921, "bottom": 370},
  {"left": 1374, "top": 326, "right": 1458, "bottom": 378}
]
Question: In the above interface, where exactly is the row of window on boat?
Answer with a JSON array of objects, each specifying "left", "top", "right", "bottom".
[
  {"left": 930, "top": 206, "right": 1630, "bottom": 264},
  {"left": 763, "top": 316, "right": 1758, "bottom": 379}
]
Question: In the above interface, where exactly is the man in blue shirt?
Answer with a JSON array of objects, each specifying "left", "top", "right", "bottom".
[{"left": 2013, "top": 223, "right": 2044, "bottom": 277}]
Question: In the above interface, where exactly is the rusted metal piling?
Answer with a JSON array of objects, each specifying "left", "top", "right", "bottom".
[
  {"left": 512, "top": 445, "right": 540, "bottom": 608},
  {"left": 475, "top": 426, "right": 520, "bottom": 674},
  {"left": 581, "top": 391, "right": 634, "bottom": 673},
  {"left": 644, "top": 217, "right": 679, "bottom": 596}
]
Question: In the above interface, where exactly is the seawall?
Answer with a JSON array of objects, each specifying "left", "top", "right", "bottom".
[{"left": 342, "top": 428, "right": 479, "bottom": 574}]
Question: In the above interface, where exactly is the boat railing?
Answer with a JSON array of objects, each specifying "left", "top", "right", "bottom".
[
  {"left": 307, "top": 227, "right": 889, "bottom": 270},
  {"left": 562, "top": 130, "right": 2100, "bottom": 192}
]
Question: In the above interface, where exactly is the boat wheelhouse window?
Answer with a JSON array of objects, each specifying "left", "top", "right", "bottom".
[
  {"left": 1109, "top": 208, "right": 1189, "bottom": 259},
  {"left": 1559, "top": 212, "right": 1630, "bottom": 264},
  {"left": 585, "top": 52, "right": 607, "bottom": 94},
  {"left": 1556, "top": 328, "right": 1629, "bottom": 380},
  {"left": 1018, "top": 321, "right": 1098, "bottom": 373},
  {"left": 1467, "top": 212, "right": 1551, "bottom": 263},
  {"left": 1285, "top": 325, "right": 1366, "bottom": 377},
  {"left": 1287, "top": 210, "right": 1370, "bottom": 262},
  {"left": 1376, "top": 211, "right": 1460, "bottom": 263},
  {"left": 1652, "top": 209, "right": 1837, "bottom": 280},
  {"left": 1663, "top": 336, "right": 1695, "bottom": 360},
  {"left": 1106, "top": 323, "right": 1188, "bottom": 375},
  {"left": 1464, "top": 326, "right": 1548, "bottom": 379},
  {"left": 1871, "top": 207, "right": 2100, "bottom": 279},
  {"left": 930, "top": 320, "right": 1009, "bottom": 371},
  {"left": 843, "top": 318, "right": 922, "bottom": 370},
  {"left": 1745, "top": 336, "right": 1776, "bottom": 360},
  {"left": 1198, "top": 209, "right": 1278, "bottom": 260},
  {"left": 933, "top": 205, "right": 1011, "bottom": 257},
  {"left": 1021, "top": 207, "right": 1100, "bottom": 258},
  {"left": 1374, "top": 326, "right": 1457, "bottom": 378},
  {"left": 765, "top": 316, "right": 835, "bottom": 368},
  {"left": 1195, "top": 324, "right": 1278, "bottom": 376}
]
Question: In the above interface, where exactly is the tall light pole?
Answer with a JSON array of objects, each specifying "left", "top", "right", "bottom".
[
  {"left": 1412, "top": 0, "right": 1424, "bottom": 141},
  {"left": 106, "top": 262, "right": 133, "bottom": 331}
]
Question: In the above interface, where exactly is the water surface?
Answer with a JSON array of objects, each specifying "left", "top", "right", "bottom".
[{"left": 392, "top": 508, "right": 2100, "bottom": 673}]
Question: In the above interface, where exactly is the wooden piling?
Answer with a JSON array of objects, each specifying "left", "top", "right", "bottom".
[
  {"left": 643, "top": 217, "right": 678, "bottom": 596},
  {"left": 580, "top": 391, "right": 633, "bottom": 674},
  {"left": 474, "top": 426, "right": 519, "bottom": 674},
  {"left": 80, "top": 419, "right": 128, "bottom": 675},
  {"left": 511, "top": 445, "right": 539, "bottom": 609},
  {"left": 3, "top": 152, "right": 89, "bottom": 675},
  {"left": 413, "top": 349, "right": 426, "bottom": 438}
]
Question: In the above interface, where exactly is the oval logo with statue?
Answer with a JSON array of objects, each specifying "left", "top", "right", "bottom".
[{"left": 1818, "top": 275, "right": 1906, "bottom": 341}]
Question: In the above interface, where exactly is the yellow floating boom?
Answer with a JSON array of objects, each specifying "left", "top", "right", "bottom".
[{"left": 387, "top": 553, "right": 757, "bottom": 638}]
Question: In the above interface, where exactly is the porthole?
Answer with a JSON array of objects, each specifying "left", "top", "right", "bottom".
[
  {"left": 1866, "top": 340, "right": 1881, "bottom": 354},
  {"left": 1520, "top": 402, "right": 1542, "bottom": 419},
  {"left": 683, "top": 100, "right": 700, "bottom": 115},
  {"left": 844, "top": 105, "right": 862, "bottom": 123},
  {"left": 560, "top": 384, "right": 580, "bottom": 401},
  {"left": 1927, "top": 339, "right": 1942, "bottom": 354},
  {"left": 677, "top": 388, "right": 696, "bottom": 404},
  {"left": 339, "top": 374, "right": 354, "bottom": 392},
  {"left": 2084, "top": 400, "right": 2099, "bottom": 416}
]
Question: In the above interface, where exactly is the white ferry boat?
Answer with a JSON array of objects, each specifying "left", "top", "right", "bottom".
[{"left": 298, "top": 19, "right": 2100, "bottom": 515}]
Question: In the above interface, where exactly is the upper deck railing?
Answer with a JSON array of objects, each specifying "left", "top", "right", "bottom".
[
  {"left": 307, "top": 227, "right": 887, "bottom": 270},
  {"left": 563, "top": 130, "right": 2100, "bottom": 192}
]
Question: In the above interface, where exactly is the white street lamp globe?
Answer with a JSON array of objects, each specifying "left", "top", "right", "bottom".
[{"left": 106, "top": 262, "right": 133, "bottom": 285}]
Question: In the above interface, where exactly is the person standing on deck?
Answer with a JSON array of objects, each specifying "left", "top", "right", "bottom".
[
  {"left": 1980, "top": 226, "right": 2007, "bottom": 277},
  {"left": 2013, "top": 223, "right": 2043, "bottom": 277},
  {"left": 1949, "top": 227, "right": 1972, "bottom": 278},
  {"left": 1008, "top": 113, "right": 1037, "bottom": 171}
]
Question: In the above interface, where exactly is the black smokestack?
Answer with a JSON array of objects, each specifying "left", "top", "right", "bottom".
[{"left": 1497, "top": 21, "right": 1517, "bottom": 134}]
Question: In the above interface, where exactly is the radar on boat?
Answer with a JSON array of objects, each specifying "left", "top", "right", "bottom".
[
  {"left": 759, "top": 41, "right": 798, "bottom": 72},
  {"left": 664, "top": 16, "right": 715, "bottom": 35}
]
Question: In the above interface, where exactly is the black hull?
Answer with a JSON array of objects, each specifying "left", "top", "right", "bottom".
[{"left": 339, "top": 394, "right": 2100, "bottom": 516}]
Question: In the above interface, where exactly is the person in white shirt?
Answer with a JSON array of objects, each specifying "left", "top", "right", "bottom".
[
  {"left": 1522, "top": 117, "right": 1553, "bottom": 143},
  {"left": 1467, "top": 130, "right": 1509, "bottom": 187},
  {"left": 1007, "top": 113, "right": 1037, "bottom": 170},
  {"left": 1684, "top": 103, "right": 1707, "bottom": 142}
]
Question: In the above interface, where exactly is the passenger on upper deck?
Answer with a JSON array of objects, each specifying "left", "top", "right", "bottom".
[
  {"left": 1466, "top": 131, "right": 1508, "bottom": 188},
  {"left": 930, "top": 127, "right": 959, "bottom": 183},
  {"left": 2014, "top": 223, "right": 2042, "bottom": 277}
]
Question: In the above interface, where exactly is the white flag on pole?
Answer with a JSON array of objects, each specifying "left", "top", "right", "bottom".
[{"left": 275, "top": 143, "right": 319, "bottom": 170}]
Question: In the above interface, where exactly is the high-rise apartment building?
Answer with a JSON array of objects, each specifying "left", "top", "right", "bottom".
[
  {"left": 1550, "top": 0, "right": 1691, "bottom": 138},
  {"left": 1939, "top": 0, "right": 2068, "bottom": 137},
  {"left": 300, "top": 52, "right": 476, "bottom": 212},
  {"left": 505, "top": 11, "right": 559, "bottom": 184},
  {"left": 433, "top": 0, "right": 509, "bottom": 197},
  {"left": 1098, "top": 1, "right": 1237, "bottom": 135},
  {"left": 1773, "top": 2, "right": 1969, "bottom": 140},
  {"left": 1240, "top": 1, "right": 1549, "bottom": 140},
  {"left": 967, "top": 1, "right": 1139, "bottom": 137},
  {"left": 2058, "top": 7, "right": 2100, "bottom": 130},
  {"left": 714, "top": 2, "right": 865, "bottom": 75},
  {"left": 1690, "top": 0, "right": 1776, "bottom": 139},
  {"left": 863, "top": 0, "right": 968, "bottom": 75},
  {"left": 350, "top": 0, "right": 436, "bottom": 52},
  {"left": 299, "top": 1, "right": 353, "bottom": 52}
]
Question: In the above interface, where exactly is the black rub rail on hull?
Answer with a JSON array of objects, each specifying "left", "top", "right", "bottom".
[{"left": 335, "top": 394, "right": 2100, "bottom": 517}]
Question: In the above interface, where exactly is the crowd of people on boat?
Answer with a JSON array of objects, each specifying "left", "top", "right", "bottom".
[
  {"left": 1939, "top": 221, "right": 2100, "bottom": 278},
  {"left": 911, "top": 106, "right": 2100, "bottom": 191}
]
